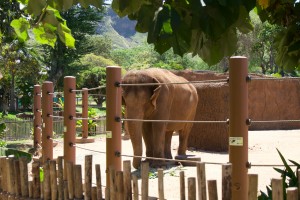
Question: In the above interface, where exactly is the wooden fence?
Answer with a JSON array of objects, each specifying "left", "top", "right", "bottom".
[
  {"left": 0, "top": 155, "right": 298, "bottom": 200},
  {"left": 2, "top": 118, "right": 106, "bottom": 141}
]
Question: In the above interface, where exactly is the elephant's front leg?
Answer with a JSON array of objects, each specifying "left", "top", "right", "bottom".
[
  {"left": 142, "top": 122, "right": 153, "bottom": 158},
  {"left": 164, "top": 131, "right": 173, "bottom": 159},
  {"left": 150, "top": 122, "right": 166, "bottom": 167}
]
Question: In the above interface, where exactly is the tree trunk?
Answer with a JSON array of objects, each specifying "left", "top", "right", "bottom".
[{"left": 9, "top": 70, "right": 16, "bottom": 112}]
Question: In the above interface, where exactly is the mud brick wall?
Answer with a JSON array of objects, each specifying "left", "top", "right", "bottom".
[{"left": 173, "top": 70, "right": 300, "bottom": 151}]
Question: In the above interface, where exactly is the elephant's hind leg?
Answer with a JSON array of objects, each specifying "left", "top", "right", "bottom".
[{"left": 178, "top": 124, "right": 193, "bottom": 155}]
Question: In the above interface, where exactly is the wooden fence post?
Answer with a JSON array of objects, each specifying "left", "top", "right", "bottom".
[
  {"left": 106, "top": 66, "right": 122, "bottom": 187},
  {"left": 229, "top": 56, "right": 249, "bottom": 200},
  {"left": 33, "top": 85, "right": 42, "bottom": 149},
  {"left": 42, "top": 81, "right": 54, "bottom": 162},
  {"left": 64, "top": 76, "right": 76, "bottom": 165},
  {"left": 82, "top": 88, "right": 88, "bottom": 139}
]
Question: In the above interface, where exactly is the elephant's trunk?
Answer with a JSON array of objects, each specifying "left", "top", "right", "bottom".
[{"left": 127, "top": 121, "right": 143, "bottom": 169}]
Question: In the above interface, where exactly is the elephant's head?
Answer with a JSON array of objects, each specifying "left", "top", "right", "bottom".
[{"left": 122, "top": 71, "right": 161, "bottom": 168}]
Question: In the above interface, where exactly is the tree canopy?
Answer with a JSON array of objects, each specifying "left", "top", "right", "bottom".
[{"left": 9, "top": 0, "right": 300, "bottom": 71}]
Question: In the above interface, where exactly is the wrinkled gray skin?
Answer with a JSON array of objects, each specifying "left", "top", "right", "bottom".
[{"left": 122, "top": 68, "right": 198, "bottom": 169}]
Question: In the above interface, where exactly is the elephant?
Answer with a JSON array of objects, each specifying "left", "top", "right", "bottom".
[{"left": 122, "top": 68, "right": 198, "bottom": 169}]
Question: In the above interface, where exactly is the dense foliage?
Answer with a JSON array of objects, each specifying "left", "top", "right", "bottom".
[{"left": 9, "top": 0, "right": 300, "bottom": 71}]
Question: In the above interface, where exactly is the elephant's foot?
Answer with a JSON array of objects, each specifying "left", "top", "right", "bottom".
[{"left": 149, "top": 159, "right": 166, "bottom": 168}]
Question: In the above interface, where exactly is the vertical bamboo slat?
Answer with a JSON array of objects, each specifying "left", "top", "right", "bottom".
[
  {"left": 66, "top": 162, "right": 74, "bottom": 199},
  {"left": 188, "top": 177, "right": 196, "bottom": 200},
  {"left": 222, "top": 163, "right": 232, "bottom": 200},
  {"left": 116, "top": 171, "right": 124, "bottom": 200},
  {"left": 85, "top": 155, "right": 93, "bottom": 200},
  {"left": 272, "top": 178, "right": 283, "bottom": 200},
  {"left": 0, "top": 157, "right": 6, "bottom": 193},
  {"left": 13, "top": 160, "right": 21, "bottom": 197},
  {"left": 95, "top": 164, "right": 102, "bottom": 200},
  {"left": 57, "top": 156, "right": 64, "bottom": 200},
  {"left": 141, "top": 162, "right": 149, "bottom": 200},
  {"left": 7, "top": 158, "right": 15, "bottom": 195},
  {"left": 298, "top": 170, "right": 300, "bottom": 200},
  {"left": 50, "top": 160, "right": 58, "bottom": 200},
  {"left": 92, "top": 187, "right": 97, "bottom": 200},
  {"left": 63, "top": 180, "right": 68, "bottom": 200},
  {"left": 132, "top": 174, "right": 138, "bottom": 200},
  {"left": 123, "top": 161, "right": 131, "bottom": 200},
  {"left": 19, "top": 157, "right": 29, "bottom": 198},
  {"left": 43, "top": 162, "right": 51, "bottom": 200},
  {"left": 197, "top": 162, "right": 206, "bottom": 200},
  {"left": 109, "top": 167, "right": 116, "bottom": 200},
  {"left": 208, "top": 180, "right": 218, "bottom": 200},
  {"left": 32, "top": 162, "right": 40, "bottom": 199},
  {"left": 28, "top": 181, "right": 33, "bottom": 198},
  {"left": 74, "top": 165, "right": 83, "bottom": 199},
  {"left": 158, "top": 169, "right": 164, "bottom": 200},
  {"left": 248, "top": 174, "right": 258, "bottom": 200},
  {"left": 105, "top": 187, "right": 110, "bottom": 200},
  {"left": 180, "top": 171, "right": 185, "bottom": 200},
  {"left": 286, "top": 187, "right": 298, "bottom": 200}
]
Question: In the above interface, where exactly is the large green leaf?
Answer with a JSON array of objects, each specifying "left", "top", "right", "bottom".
[
  {"left": 197, "top": 27, "right": 238, "bottom": 65},
  {"left": 33, "top": 25, "right": 57, "bottom": 48},
  {"left": 27, "top": 0, "right": 46, "bottom": 16},
  {"left": 112, "top": 0, "right": 145, "bottom": 17},
  {"left": 57, "top": 23, "right": 75, "bottom": 48},
  {"left": 48, "top": 0, "right": 74, "bottom": 11},
  {"left": 10, "top": 18, "right": 30, "bottom": 42}
]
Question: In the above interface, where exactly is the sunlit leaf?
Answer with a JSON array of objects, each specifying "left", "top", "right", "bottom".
[
  {"left": 33, "top": 25, "right": 57, "bottom": 48},
  {"left": 57, "top": 23, "right": 75, "bottom": 48},
  {"left": 10, "top": 18, "right": 30, "bottom": 42}
]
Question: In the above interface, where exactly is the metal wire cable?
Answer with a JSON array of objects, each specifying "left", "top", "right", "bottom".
[
  {"left": 119, "top": 79, "right": 228, "bottom": 87},
  {"left": 72, "top": 86, "right": 106, "bottom": 93},
  {"left": 48, "top": 115, "right": 64, "bottom": 119},
  {"left": 251, "top": 119, "right": 300, "bottom": 123},
  {"left": 251, "top": 77, "right": 300, "bottom": 81},
  {"left": 122, "top": 118, "right": 228, "bottom": 124}
]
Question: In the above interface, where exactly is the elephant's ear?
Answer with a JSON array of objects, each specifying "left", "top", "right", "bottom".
[{"left": 150, "top": 78, "right": 161, "bottom": 110}]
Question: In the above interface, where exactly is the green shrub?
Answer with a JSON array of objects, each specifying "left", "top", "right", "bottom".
[{"left": 258, "top": 149, "right": 300, "bottom": 200}]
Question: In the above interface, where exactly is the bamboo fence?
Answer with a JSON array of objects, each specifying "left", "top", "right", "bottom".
[{"left": 0, "top": 155, "right": 298, "bottom": 200}]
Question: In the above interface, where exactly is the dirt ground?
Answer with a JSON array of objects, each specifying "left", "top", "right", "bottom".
[{"left": 52, "top": 130, "right": 300, "bottom": 199}]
